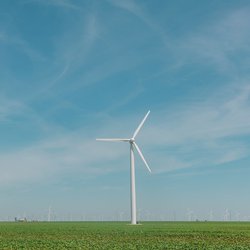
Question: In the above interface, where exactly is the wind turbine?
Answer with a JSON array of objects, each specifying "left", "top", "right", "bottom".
[
  {"left": 96, "top": 111, "right": 151, "bottom": 225},
  {"left": 48, "top": 206, "right": 51, "bottom": 222}
]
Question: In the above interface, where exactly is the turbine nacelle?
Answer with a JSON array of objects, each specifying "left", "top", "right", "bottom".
[{"left": 129, "top": 138, "right": 135, "bottom": 143}]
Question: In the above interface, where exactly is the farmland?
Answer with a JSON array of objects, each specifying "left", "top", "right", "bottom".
[{"left": 0, "top": 221, "right": 250, "bottom": 249}]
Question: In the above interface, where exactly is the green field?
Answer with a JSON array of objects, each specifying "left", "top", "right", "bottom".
[{"left": 0, "top": 221, "right": 250, "bottom": 249}]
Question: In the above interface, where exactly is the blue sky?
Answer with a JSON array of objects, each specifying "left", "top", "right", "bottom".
[{"left": 1, "top": 0, "right": 250, "bottom": 221}]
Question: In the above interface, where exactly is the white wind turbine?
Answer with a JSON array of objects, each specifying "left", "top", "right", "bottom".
[
  {"left": 48, "top": 206, "right": 51, "bottom": 222},
  {"left": 96, "top": 111, "right": 151, "bottom": 225}
]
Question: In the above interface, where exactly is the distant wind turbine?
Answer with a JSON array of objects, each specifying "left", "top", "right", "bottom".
[
  {"left": 224, "top": 208, "right": 230, "bottom": 221},
  {"left": 187, "top": 209, "right": 193, "bottom": 221},
  {"left": 209, "top": 210, "right": 213, "bottom": 221},
  {"left": 48, "top": 206, "right": 51, "bottom": 222},
  {"left": 96, "top": 111, "right": 152, "bottom": 225}
]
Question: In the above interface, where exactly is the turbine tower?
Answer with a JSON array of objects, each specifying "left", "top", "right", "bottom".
[{"left": 96, "top": 111, "right": 151, "bottom": 225}]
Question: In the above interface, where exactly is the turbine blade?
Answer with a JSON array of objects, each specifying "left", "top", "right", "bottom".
[
  {"left": 96, "top": 138, "right": 130, "bottom": 142},
  {"left": 133, "top": 142, "right": 151, "bottom": 173},
  {"left": 133, "top": 110, "right": 150, "bottom": 138}
]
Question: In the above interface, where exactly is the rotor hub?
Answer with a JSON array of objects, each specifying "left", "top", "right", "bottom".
[{"left": 130, "top": 138, "right": 135, "bottom": 143}]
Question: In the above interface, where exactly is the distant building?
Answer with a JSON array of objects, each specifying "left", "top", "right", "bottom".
[{"left": 15, "top": 217, "right": 27, "bottom": 222}]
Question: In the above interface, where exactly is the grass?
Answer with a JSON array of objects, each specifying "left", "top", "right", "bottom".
[{"left": 0, "top": 221, "right": 250, "bottom": 249}]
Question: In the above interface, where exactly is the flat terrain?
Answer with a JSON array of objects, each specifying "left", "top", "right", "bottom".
[{"left": 0, "top": 221, "right": 250, "bottom": 249}]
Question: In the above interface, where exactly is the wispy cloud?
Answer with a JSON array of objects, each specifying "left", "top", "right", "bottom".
[
  {"left": 22, "top": 0, "right": 81, "bottom": 10},
  {"left": 0, "top": 128, "right": 128, "bottom": 186},
  {"left": 173, "top": 8, "right": 250, "bottom": 73},
  {"left": 107, "top": 0, "right": 145, "bottom": 20},
  {"left": 55, "top": 14, "right": 99, "bottom": 66},
  {"left": 107, "top": 0, "right": 167, "bottom": 40},
  {"left": 8, "top": 12, "right": 101, "bottom": 103},
  {"left": 143, "top": 83, "right": 250, "bottom": 172},
  {"left": 33, "top": 14, "right": 100, "bottom": 96},
  {"left": 0, "top": 30, "right": 45, "bottom": 61},
  {"left": 0, "top": 96, "right": 26, "bottom": 122},
  {"left": 0, "top": 32, "right": 7, "bottom": 42}
]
